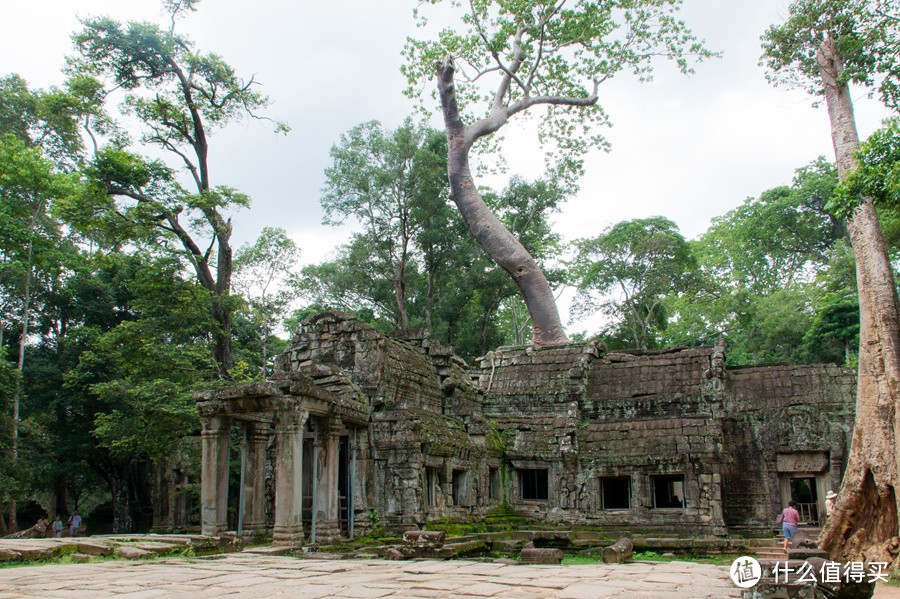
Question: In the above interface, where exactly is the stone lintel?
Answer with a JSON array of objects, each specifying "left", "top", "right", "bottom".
[{"left": 775, "top": 451, "right": 829, "bottom": 473}]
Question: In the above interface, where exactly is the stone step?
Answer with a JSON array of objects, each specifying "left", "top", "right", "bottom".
[{"left": 756, "top": 547, "right": 788, "bottom": 561}]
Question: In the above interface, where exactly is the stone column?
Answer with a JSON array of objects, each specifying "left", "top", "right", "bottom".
[
  {"left": 316, "top": 418, "right": 343, "bottom": 542},
  {"left": 242, "top": 421, "right": 269, "bottom": 537},
  {"left": 200, "top": 414, "right": 230, "bottom": 537},
  {"left": 273, "top": 409, "right": 307, "bottom": 545}
]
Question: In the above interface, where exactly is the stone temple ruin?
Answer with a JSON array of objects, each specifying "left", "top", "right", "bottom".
[{"left": 189, "top": 312, "right": 856, "bottom": 543}]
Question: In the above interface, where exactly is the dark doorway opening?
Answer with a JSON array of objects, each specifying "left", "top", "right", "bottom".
[
  {"left": 790, "top": 476, "right": 819, "bottom": 525},
  {"left": 520, "top": 469, "right": 549, "bottom": 501},
  {"left": 601, "top": 476, "right": 631, "bottom": 510}
]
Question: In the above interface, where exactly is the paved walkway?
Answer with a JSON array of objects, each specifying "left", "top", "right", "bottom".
[{"left": 0, "top": 554, "right": 741, "bottom": 598}]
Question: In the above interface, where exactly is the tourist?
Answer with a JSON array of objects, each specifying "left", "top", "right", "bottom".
[
  {"left": 776, "top": 500, "right": 800, "bottom": 552},
  {"left": 68, "top": 511, "right": 82, "bottom": 537},
  {"left": 52, "top": 516, "right": 63, "bottom": 538},
  {"left": 825, "top": 491, "right": 837, "bottom": 517},
  {"left": 35, "top": 516, "right": 49, "bottom": 537}
]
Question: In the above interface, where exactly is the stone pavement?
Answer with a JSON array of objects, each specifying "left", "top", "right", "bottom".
[{"left": 0, "top": 553, "right": 741, "bottom": 598}]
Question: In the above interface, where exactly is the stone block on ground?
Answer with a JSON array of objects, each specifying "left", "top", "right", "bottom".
[
  {"left": 404, "top": 530, "right": 446, "bottom": 549},
  {"left": 520, "top": 548, "right": 564, "bottom": 564},
  {"left": 242, "top": 546, "right": 296, "bottom": 556},
  {"left": 0, "top": 548, "right": 21, "bottom": 562},
  {"left": 70, "top": 553, "right": 92, "bottom": 563},
  {"left": 445, "top": 539, "right": 487, "bottom": 557},
  {"left": 382, "top": 547, "right": 404, "bottom": 560},
  {"left": 786, "top": 548, "right": 828, "bottom": 560},
  {"left": 601, "top": 537, "right": 633, "bottom": 564},
  {"left": 132, "top": 542, "right": 180, "bottom": 555},
  {"left": 115, "top": 546, "right": 156, "bottom": 559},
  {"left": 14, "top": 546, "right": 54, "bottom": 561},
  {"left": 492, "top": 538, "right": 527, "bottom": 554},
  {"left": 76, "top": 541, "right": 113, "bottom": 556}
]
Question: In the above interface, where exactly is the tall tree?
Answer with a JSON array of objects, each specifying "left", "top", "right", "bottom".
[
  {"left": 0, "top": 135, "right": 74, "bottom": 531},
  {"left": 58, "top": 252, "right": 211, "bottom": 532},
  {"left": 232, "top": 227, "right": 301, "bottom": 377},
  {"left": 320, "top": 120, "right": 447, "bottom": 329},
  {"left": 763, "top": 0, "right": 900, "bottom": 565},
  {"left": 403, "top": 0, "right": 713, "bottom": 345},
  {"left": 66, "top": 0, "right": 286, "bottom": 378},
  {"left": 661, "top": 159, "right": 849, "bottom": 363},
  {"left": 571, "top": 216, "right": 697, "bottom": 350}
]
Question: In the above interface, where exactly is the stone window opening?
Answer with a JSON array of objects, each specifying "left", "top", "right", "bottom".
[
  {"left": 452, "top": 469, "right": 469, "bottom": 506},
  {"left": 425, "top": 468, "right": 441, "bottom": 507},
  {"left": 519, "top": 469, "right": 549, "bottom": 501},
  {"left": 488, "top": 467, "right": 501, "bottom": 502},
  {"left": 652, "top": 474, "right": 685, "bottom": 509},
  {"left": 601, "top": 476, "right": 631, "bottom": 510}
]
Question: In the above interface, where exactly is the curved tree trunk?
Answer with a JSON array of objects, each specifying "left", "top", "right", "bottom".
[
  {"left": 436, "top": 61, "right": 569, "bottom": 347},
  {"left": 817, "top": 38, "right": 900, "bottom": 567}
]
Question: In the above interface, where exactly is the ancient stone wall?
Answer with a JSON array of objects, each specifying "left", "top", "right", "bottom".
[
  {"left": 720, "top": 364, "right": 856, "bottom": 532},
  {"left": 192, "top": 312, "right": 857, "bottom": 540}
]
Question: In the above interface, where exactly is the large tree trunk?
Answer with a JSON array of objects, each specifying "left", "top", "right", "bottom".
[
  {"left": 393, "top": 261, "right": 410, "bottom": 330},
  {"left": 211, "top": 301, "right": 234, "bottom": 380},
  {"left": 55, "top": 472, "right": 69, "bottom": 520},
  {"left": 436, "top": 61, "right": 569, "bottom": 346},
  {"left": 817, "top": 37, "right": 900, "bottom": 567},
  {"left": 109, "top": 466, "right": 134, "bottom": 534}
]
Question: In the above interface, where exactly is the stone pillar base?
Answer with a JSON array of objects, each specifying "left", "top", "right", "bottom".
[
  {"left": 272, "top": 526, "right": 304, "bottom": 546},
  {"left": 313, "top": 519, "right": 343, "bottom": 544}
]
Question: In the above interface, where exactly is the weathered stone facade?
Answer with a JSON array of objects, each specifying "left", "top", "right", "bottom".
[{"left": 192, "top": 312, "right": 856, "bottom": 540}]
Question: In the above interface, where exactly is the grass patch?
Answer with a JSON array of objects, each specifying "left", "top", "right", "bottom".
[{"left": 562, "top": 552, "right": 743, "bottom": 566}]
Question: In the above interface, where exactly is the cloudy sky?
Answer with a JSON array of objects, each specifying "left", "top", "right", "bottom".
[{"left": 2, "top": 0, "right": 893, "bottom": 269}]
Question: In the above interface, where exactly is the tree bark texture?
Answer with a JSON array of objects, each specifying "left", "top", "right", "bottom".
[
  {"left": 436, "top": 60, "right": 569, "bottom": 346},
  {"left": 816, "top": 38, "right": 900, "bottom": 567},
  {"left": 109, "top": 467, "right": 134, "bottom": 534}
]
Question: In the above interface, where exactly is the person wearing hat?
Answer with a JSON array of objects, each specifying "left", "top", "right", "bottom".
[{"left": 825, "top": 491, "right": 837, "bottom": 517}]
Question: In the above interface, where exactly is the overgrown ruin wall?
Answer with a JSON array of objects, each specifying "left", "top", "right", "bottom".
[{"left": 190, "top": 312, "right": 857, "bottom": 538}]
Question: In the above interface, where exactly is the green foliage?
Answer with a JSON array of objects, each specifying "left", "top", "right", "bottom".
[
  {"left": 233, "top": 227, "right": 301, "bottom": 376},
  {"left": 403, "top": 0, "right": 715, "bottom": 182},
  {"left": 695, "top": 158, "right": 841, "bottom": 295},
  {"left": 661, "top": 160, "right": 857, "bottom": 365},
  {"left": 571, "top": 216, "right": 697, "bottom": 349},
  {"left": 304, "top": 120, "right": 570, "bottom": 360},
  {"left": 0, "top": 74, "right": 94, "bottom": 166},
  {"left": 762, "top": 0, "right": 900, "bottom": 108},
  {"left": 60, "top": 2, "right": 287, "bottom": 377},
  {"left": 835, "top": 118, "right": 900, "bottom": 217},
  {"left": 70, "top": 17, "right": 276, "bottom": 132},
  {"left": 61, "top": 253, "right": 210, "bottom": 464}
]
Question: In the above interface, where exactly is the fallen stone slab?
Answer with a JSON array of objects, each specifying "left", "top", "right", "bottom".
[
  {"left": 399, "top": 546, "right": 456, "bottom": 559},
  {"left": 520, "top": 548, "right": 564, "bottom": 564},
  {"left": 115, "top": 546, "right": 155, "bottom": 560},
  {"left": 76, "top": 541, "right": 113, "bottom": 556},
  {"left": 70, "top": 553, "right": 93, "bottom": 563},
  {"left": 242, "top": 546, "right": 296, "bottom": 556},
  {"left": 0, "top": 548, "right": 21, "bottom": 562},
  {"left": 444, "top": 539, "right": 487, "bottom": 557},
  {"left": 383, "top": 547, "right": 404, "bottom": 560},
  {"left": 569, "top": 531, "right": 604, "bottom": 548},
  {"left": 404, "top": 530, "right": 446, "bottom": 549},
  {"left": 491, "top": 538, "right": 527, "bottom": 554},
  {"left": 14, "top": 546, "right": 54, "bottom": 561},
  {"left": 131, "top": 542, "right": 180, "bottom": 555}
]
